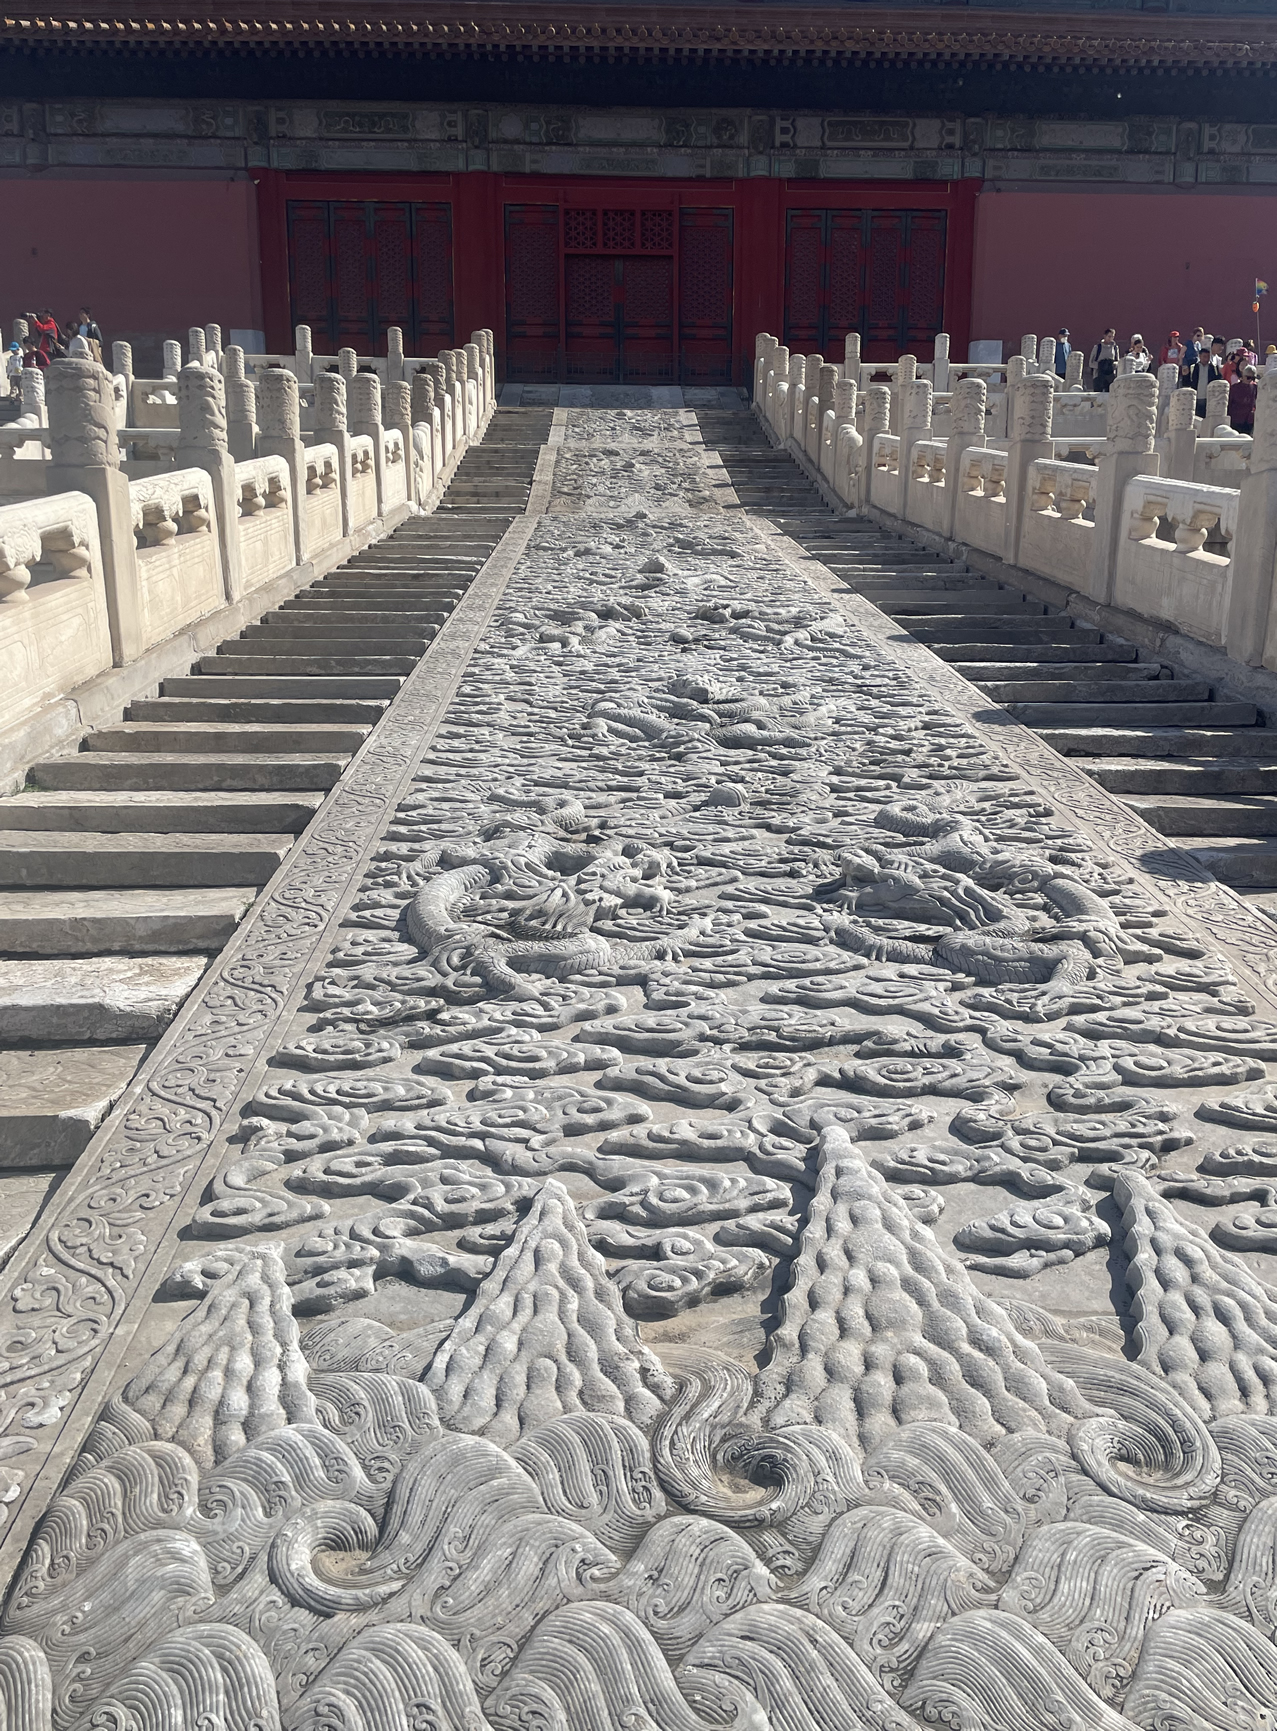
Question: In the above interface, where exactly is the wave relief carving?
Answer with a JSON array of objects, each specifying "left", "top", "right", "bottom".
[{"left": 0, "top": 411, "right": 1273, "bottom": 1729}]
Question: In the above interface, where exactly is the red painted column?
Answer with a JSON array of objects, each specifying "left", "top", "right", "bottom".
[
  {"left": 734, "top": 178, "right": 784, "bottom": 385},
  {"left": 943, "top": 178, "right": 981, "bottom": 362},
  {"left": 451, "top": 172, "right": 505, "bottom": 364},
  {"left": 255, "top": 170, "right": 291, "bottom": 354}
]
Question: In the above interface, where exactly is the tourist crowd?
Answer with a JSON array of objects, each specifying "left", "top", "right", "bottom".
[
  {"left": 5, "top": 307, "right": 103, "bottom": 396},
  {"left": 1052, "top": 324, "right": 1270, "bottom": 433}
]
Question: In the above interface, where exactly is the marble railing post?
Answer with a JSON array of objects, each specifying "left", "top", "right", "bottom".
[
  {"left": 810, "top": 363, "right": 837, "bottom": 465},
  {"left": 469, "top": 329, "right": 494, "bottom": 411},
  {"left": 349, "top": 372, "right": 386, "bottom": 515},
  {"left": 781, "top": 353, "right": 800, "bottom": 443},
  {"left": 1003, "top": 373, "right": 1055, "bottom": 569},
  {"left": 1089, "top": 371, "right": 1160, "bottom": 606},
  {"left": 338, "top": 348, "right": 357, "bottom": 383},
  {"left": 1039, "top": 337, "right": 1058, "bottom": 384},
  {"left": 861, "top": 385, "right": 891, "bottom": 510},
  {"left": 1204, "top": 378, "right": 1231, "bottom": 434},
  {"left": 765, "top": 346, "right": 788, "bottom": 436},
  {"left": 1065, "top": 351, "right": 1084, "bottom": 391},
  {"left": 12, "top": 317, "right": 27, "bottom": 346},
  {"left": 441, "top": 352, "right": 465, "bottom": 446},
  {"left": 257, "top": 368, "right": 309, "bottom": 560},
  {"left": 204, "top": 324, "right": 223, "bottom": 370},
  {"left": 224, "top": 349, "right": 257, "bottom": 462},
  {"left": 801, "top": 354, "right": 822, "bottom": 449},
  {"left": 44, "top": 358, "right": 142, "bottom": 665},
  {"left": 890, "top": 353, "right": 917, "bottom": 435},
  {"left": 828, "top": 376, "right": 859, "bottom": 493},
  {"left": 1155, "top": 362, "right": 1180, "bottom": 429},
  {"left": 411, "top": 371, "right": 444, "bottom": 484},
  {"left": 387, "top": 379, "right": 416, "bottom": 503},
  {"left": 1226, "top": 368, "right": 1276, "bottom": 667},
  {"left": 295, "top": 325, "right": 314, "bottom": 384},
  {"left": 754, "top": 333, "right": 777, "bottom": 407},
  {"left": 162, "top": 340, "right": 182, "bottom": 380},
  {"left": 187, "top": 327, "right": 206, "bottom": 368},
  {"left": 1160, "top": 389, "right": 1197, "bottom": 482},
  {"left": 1020, "top": 333, "right": 1038, "bottom": 372},
  {"left": 945, "top": 375, "right": 986, "bottom": 538},
  {"left": 423, "top": 361, "right": 453, "bottom": 460},
  {"left": 177, "top": 361, "right": 242, "bottom": 602},
  {"left": 112, "top": 341, "right": 134, "bottom": 407},
  {"left": 313, "top": 372, "right": 352, "bottom": 537},
  {"left": 933, "top": 332, "right": 950, "bottom": 392},
  {"left": 387, "top": 327, "right": 405, "bottom": 385},
  {"left": 899, "top": 378, "right": 933, "bottom": 519},
  {"left": 843, "top": 332, "right": 861, "bottom": 383},
  {"left": 465, "top": 344, "right": 483, "bottom": 429},
  {"left": 19, "top": 368, "right": 45, "bottom": 424}
]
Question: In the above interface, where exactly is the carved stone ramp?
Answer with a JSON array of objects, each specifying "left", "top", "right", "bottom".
[
  {"left": 0, "top": 405, "right": 1270, "bottom": 1731},
  {"left": 701, "top": 406, "right": 1278, "bottom": 914},
  {"left": 0, "top": 410, "right": 550, "bottom": 1232}
]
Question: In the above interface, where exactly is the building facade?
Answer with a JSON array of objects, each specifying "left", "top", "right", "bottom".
[{"left": 1, "top": 4, "right": 1274, "bottom": 380}]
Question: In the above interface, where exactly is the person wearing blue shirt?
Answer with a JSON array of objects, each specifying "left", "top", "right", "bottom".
[{"left": 1054, "top": 329, "right": 1071, "bottom": 378}]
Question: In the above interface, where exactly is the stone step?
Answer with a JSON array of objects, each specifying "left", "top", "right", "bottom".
[
  {"left": 949, "top": 661, "right": 1162, "bottom": 683},
  {"left": 0, "top": 790, "right": 323, "bottom": 832},
  {"left": 887, "top": 599, "right": 1053, "bottom": 614},
  {"left": 1174, "top": 838, "right": 1277, "bottom": 887},
  {"left": 85, "top": 722, "right": 369, "bottom": 755},
  {"left": 0, "top": 886, "right": 255, "bottom": 954},
  {"left": 932, "top": 641, "right": 1138, "bottom": 663},
  {"left": 0, "top": 954, "right": 206, "bottom": 1042},
  {"left": 981, "top": 679, "right": 1209, "bottom": 705},
  {"left": 907, "top": 625, "right": 1102, "bottom": 645},
  {"left": 236, "top": 630, "right": 434, "bottom": 653},
  {"left": 1009, "top": 700, "right": 1257, "bottom": 727},
  {"left": 1086, "top": 757, "right": 1276, "bottom": 795},
  {"left": 0, "top": 1044, "right": 149, "bottom": 1166},
  {"left": 1122, "top": 793, "right": 1276, "bottom": 836},
  {"left": 278, "top": 595, "right": 463, "bottom": 612},
  {"left": 0, "top": 830, "right": 293, "bottom": 889},
  {"left": 160, "top": 675, "right": 402, "bottom": 699},
  {"left": 1038, "top": 727, "right": 1278, "bottom": 758},
  {"left": 28, "top": 753, "right": 347, "bottom": 792},
  {"left": 260, "top": 610, "right": 450, "bottom": 629},
  {"left": 203, "top": 654, "right": 419, "bottom": 677},
  {"left": 129, "top": 698, "right": 388, "bottom": 725}
]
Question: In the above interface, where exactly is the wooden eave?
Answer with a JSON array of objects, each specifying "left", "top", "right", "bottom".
[{"left": 0, "top": 2, "right": 1273, "bottom": 68}]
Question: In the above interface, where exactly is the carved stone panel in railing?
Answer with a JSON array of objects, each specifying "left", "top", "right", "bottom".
[
  {"left": 128, "top": 466, "right": 223, "bottom": 650},
  {"left": 1115, "top": 476, "right": 1240, "bottom": 646},
  {"left": 302, "top": 442, "right": 344, "bottom": 556},
  {"left": 0, "top": 491, "right": 108, "bottom": 725},
  {"left": 349, "top": 435, "right": 378, "bottom": 531},
  {"left": 953, "top": 446, "right": 1008, "bottom": 557},
  {"left": 235, "top": 454, "right": 296, "bottom": 591},
  {"left": 1020, "top": 458, "right": 1098, "bottom": 589}
]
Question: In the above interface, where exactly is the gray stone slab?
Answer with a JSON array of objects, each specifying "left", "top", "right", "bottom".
[
  {"left": 0, "top": 1044, "right": 147, "bottom": 1166},
  {"left": 0, "top": 407, "right": 1271, "bottom": 1731},
  {"left": 0, "top": 886, "right": 255, "bottom": 953},
  {"left": 0, "top": 955, "right": 206, "bottom": 1041}
]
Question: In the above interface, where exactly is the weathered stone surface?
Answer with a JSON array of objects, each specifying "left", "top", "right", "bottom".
[
  {"left": 0, "top": 409, "right": 1270, "bottom": 1731},
  {"left": 0, "top": 955, "right": 206, "bottom": 1042},
  {"left": 0, "top": 1044, "right": 147, "bottom": 1166}
]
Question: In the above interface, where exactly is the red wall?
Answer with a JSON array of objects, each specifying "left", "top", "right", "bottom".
[
  {"left": 0, "top": 176, "right": 264, "bottom": 372},
  {"left": 971, "top": 188, "right": 1277, "bottom": 360}
]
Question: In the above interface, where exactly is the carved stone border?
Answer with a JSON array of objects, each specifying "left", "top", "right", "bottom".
[{"left": 0, "top": 462, "right": 551, "bottom": 1570}]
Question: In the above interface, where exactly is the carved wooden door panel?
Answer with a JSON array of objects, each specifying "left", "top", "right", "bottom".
[
  {"left": 285, "top": 199, "right": 454, "bottom": 355},
  {"left": 679, "top": 208, "right": 733, "bottom": 384},
  {"left": 783, "top": 207, "right": 947, "bottom": 361},
  {"left": 565, "top": 254, "right": 618, "bottom": 383},
  {"left": 504, "top": 203, "right": 561, "bottom": 383}
]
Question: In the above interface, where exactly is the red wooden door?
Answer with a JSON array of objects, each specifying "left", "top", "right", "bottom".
[
  {"left": 784, "top": 207, "right": 947, "bottom": 361},
  {"left": 504, "top": 204, "right": 561, "bottom": 382},
  {"left": 285, "top": 199, "right": 453, "bottom": 354},
  {"left": 679, "top": 208, "right": 734, "bottom": 384}
]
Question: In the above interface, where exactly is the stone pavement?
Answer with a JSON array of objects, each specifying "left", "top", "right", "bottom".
[{"left": 0, "top": 406, "right": 1271, "bottom": 1728}]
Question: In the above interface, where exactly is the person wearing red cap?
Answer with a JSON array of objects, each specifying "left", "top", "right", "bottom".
[{"left": 1158, "top": 331, "right": 1183, "bottom": 369}]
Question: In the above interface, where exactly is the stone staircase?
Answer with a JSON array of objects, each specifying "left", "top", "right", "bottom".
[
  {"left": 0, "top": 407, "right": 551, "bottom": 1188},
  {"left": 698, "top": 405, "right": 1277, "bottom": 908}
]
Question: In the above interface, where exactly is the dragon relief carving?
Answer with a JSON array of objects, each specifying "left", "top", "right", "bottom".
[{"left": 0, "top": 410, "right": 1271, "bottom": 1730}]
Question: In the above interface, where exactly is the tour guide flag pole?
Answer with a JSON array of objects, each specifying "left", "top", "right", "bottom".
[{"left": 1254, "top": 279, "right": 1267, "bottom": 357}]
